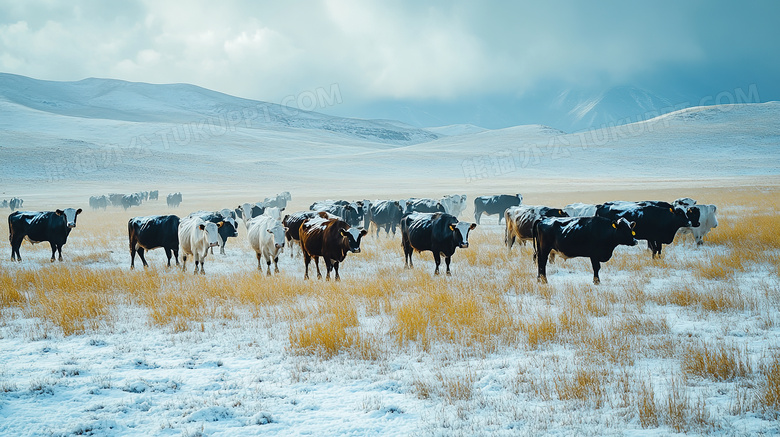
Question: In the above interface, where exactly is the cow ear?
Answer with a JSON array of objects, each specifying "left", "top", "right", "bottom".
[
  {"left": 55, "top": 209, "right": 64, "bottom": 215},
  {"left": 449, "top": 224, "right": 456, "bottom": 231},
  {"left": 469, "top": 223, "right": 477, "bottom": 230},
  {"left": 217, "top": 221, "right": 224, "bottom": 228},
  {"left": 339, "top": 229, "right": 348, "bottom": 237},
  {"left": 360, "top": 229, "right": 368, "bottom": 237},
  {"left": 199, "top": 224, "right": 206, "bottom": 230},
  {"left": 283, "top": 227, "right": 289, "bottom": 232},
  {"left": 76, "top": 208, "right": 83, "bottom": 215},
  {"left": 267, "top": 229, "right": 273, "bottom": 234},
  {"left": 318, "top": 211, "right": 329, "bottom": 219}
]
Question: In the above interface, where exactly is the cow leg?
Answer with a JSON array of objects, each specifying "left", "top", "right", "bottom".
[
  {"left": 131, "top": 246, "right": 137, "bottom": 269},
  {"left": 433, "top": 252, "right": 441, "bottom": 275},
  {"left": 220, "top": 238, "right": 226, "bottom": 255},
  {"left": 139, "top": 247, "right": 150, "bottom": 268},
  {"left": 591, "top": 258, "right": 601, "bottom": 285},
  {"left": 182, "top": 254, "right": 188, "bottom": 272},
  {"left": 537, "top": 247, "right": 551, "bottom": 284},
  {"left": 57, "top": 245, "right": 64, "bottom": 262},
  {"left": 333, "top": 261, "right": 340, "bottom": 281},
  {"left": 256, "top": 253, "right": 263, "bottom": 271},
  {"left": 266, "top": 259, "right": 272, "bottom": 276},
  {"left": 162, "top": 248, "right": 171, "bottom": 267},
  {"left": 403, "top": 237, "right": 413, "bottom": 269},
  {"left": 173, "top": 249, "right": 180, "bottom": 266},
  {"left": 324, "top": 258, "right": 333, "bottom": 281},
  {"left": 303, "top": 252, "right": 311, "bottom": 279},
  {"left": 274, "top": 256, "right": 279, "bottom": 273},
  {"left": 444, "top": 255, "right": 452, "bottom": 276},
  {"left": 49, "top": 242, "right": 57, "bottom": 262},
  {"left": 474, "top": 211, "right": 481, "bottom": 225},
  {"left": 314, "top": 256, "right": 322, "bottom": 279},
  {"left": 11, "top": 238, "right": 21, "bottom": 261}
]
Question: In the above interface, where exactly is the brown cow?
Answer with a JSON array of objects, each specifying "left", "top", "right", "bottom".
[{"left": 300, "top": 211, "right": 367, "bottom": 280}]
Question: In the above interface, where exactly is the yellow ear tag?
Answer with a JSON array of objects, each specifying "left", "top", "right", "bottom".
[
  {"left": 632, "top": 231, "right": 636, "bottom": 236},
  {"left": 612, "top": 223, "right": 616, "bottom": 229},
  {"left": 669, "top": 208, "right": 673, "bottom": 213}
]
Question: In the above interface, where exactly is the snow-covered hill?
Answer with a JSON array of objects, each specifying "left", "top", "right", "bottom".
[{"left": 0, "top": 73, "right": 438, "bottom": 146}]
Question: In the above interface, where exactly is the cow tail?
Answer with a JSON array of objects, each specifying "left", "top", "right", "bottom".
[
  {"left": 128, "top": 220, "right": 135, "bottom": 251},
  {"left": 532, "top": 219, "right": 541, "bottom": 261}
]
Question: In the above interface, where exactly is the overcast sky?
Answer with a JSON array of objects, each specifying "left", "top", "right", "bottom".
[{"left": 1, "top": 0, "right": 778, "bottom": 129}]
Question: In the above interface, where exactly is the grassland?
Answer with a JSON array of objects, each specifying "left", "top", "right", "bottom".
[{"left": 1, "top": 186, "right": 779, "bottom": 435}]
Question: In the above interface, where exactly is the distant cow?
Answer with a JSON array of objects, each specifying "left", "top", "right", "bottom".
[
  {"left": 89, "top": 195, "right": 109, "bottom": 210},
  {"left": 247, "top": 215, "right": 287, "bottom": 275},
  {"left": 311, "top": 201, "right": 361, "bottom": 228},
  {"left": 9, "top": 208, "right": 82, "bottom": 262},
  {"left": 673, "top": 197, "right": 697, "bottom": 208},
  {"left": 109, "top": 193, "right": 125, "bottom": 208},
  {"left": 263, "top": 192, "right": 292, "bottom": 209},
  {"left": 563, "top": 202, "right": 597, "bottom": 217},
  {"left": 369, "top": 200, "right": 405, "bottom": 237},
  {"left": 122, "top": 193, "right": 142, "bottom": 210},
  {"left": 300, "top": 211, "right": 367, "bottom": 280},
  {"left": 149, "top": 190, "right": 159, "bottom": 201},
  {"left": 473, "top": 194, "right": 523, "bottom": 224},
  {"left": 9, "top": 197, "right": 23, "bottom": 211},
  {"left": 505, "top": 205, "right": 568, "bottom": 252},
  {"left": 595, "top": 201, "right": 699, "bottom": 258},
  {"left": 189, "top": 211, "right": 239, "bottom": 255},
  {"left": 1, "top": 200, "right": 7, "bottom": 209},
  {"left": 401, "top": 212, "right": 476, "bottom": 275},
  {"left": 533, "top": 216, "right": 638, "bottom": 284},
  {"left": 128, "top": 215, "right": 180, "bottom": 269},
  {"left": 167, "top": 192, "right": 183, "bottom": 208},
  {"left": 677, "top": 204, "right": 718, "bottom": 246},
  {"left": 178, "top": 216, "right": 222, "bottom": 274},
  {"left": 237, "top": 202, "right": 265, "bottom": 225}
]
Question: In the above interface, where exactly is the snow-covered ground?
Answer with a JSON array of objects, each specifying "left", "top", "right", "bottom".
[{"left": 1, "top": 76, "right": 779, "bottom": 435}]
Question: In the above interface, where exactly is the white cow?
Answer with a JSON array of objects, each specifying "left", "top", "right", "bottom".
[
  {"left": 563, "top": 202, "right": 597, "bottom": 217},
  {"left": 179, "top": 217, "right": 222, "bottom": 274},
  {"left": 248, "top": 215, "right": 287, "bottom": 275},
  {"left": 441, "top": 194, "right": 468, "bottom": 218},
  {"left": 677, "top": 204, "right": 718, "bottom": 245},
  {"left": 263, "top": 206, "right": 284, "bottom": 221},
  {"left": 673, "top": 197, "right": 697, "bottom": 208}
]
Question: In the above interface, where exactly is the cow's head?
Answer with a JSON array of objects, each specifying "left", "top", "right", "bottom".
[
  {"left": 449, "top": 221, "right": 477, "bottom": 248},
  {"left": 340, "top": 227, "right": 368, "bottom": 253},
  {"left": 222, "top": 218, "right": 239, "bottom": 237},
  {"left": 56, "top": 208, "right": 82, "bottom": 228},
  {"left": 200, "top": 222, "right": 222, "bottom": 247},
  {"left": 612, "top": 218, "right": 638, "bottom": 246},
  {"left": 266, "top": 222, "right": 288, "bottom": 250},
  {"left": 685, "top": 207, "right": 701, "bottom": 228}
]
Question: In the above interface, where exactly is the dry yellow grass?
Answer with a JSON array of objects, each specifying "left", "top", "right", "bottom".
[
  {"left": 682, "top": 340, "right": 752, "bottom": 381},
  {"left": 757, "top": 353, "right": 780, "bottom": 415}
]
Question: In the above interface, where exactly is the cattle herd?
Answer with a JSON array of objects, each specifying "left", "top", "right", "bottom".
[{"left": 6, "top": 192, "right": 719, "bottom": 284}]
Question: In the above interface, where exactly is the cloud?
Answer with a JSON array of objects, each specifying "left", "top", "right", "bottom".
[{"left": 0, "top": 0, "right": 776, "bottom": 115}]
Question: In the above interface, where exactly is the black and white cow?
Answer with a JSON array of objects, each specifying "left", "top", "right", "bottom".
[
  {"left": 595, "top": 201, "right": 699, "bottom": 258},
  {"left": 128, "top": 215, "right": 181, "bottom": 268},
  {"left": 369, "top": 200, "right": 405, "bottom": 237},
  {"left": 401, "top": 212, "right": 476, "bottom": 275},
  {"left": 533, "top": 216, "right": 637, "bottom": 284},
  {"left": 188, "top": 211, "right": 239, "bottom": 255},
  {"left": 677, "top": 204, "right": 718, "bottom": 246},
  {"left": 9, "top": 208, "right": 82, "bottom": 262},
  {"left": 403, "top": 198, "right": 446, "bottom": 215},
  {"left": 473, "top": 194, "right": 523, "bottom": 224}
]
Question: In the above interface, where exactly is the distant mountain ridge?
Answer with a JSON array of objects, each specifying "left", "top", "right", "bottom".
[{"left": 0, "top": 73, "right": 439, "bottom": 145}]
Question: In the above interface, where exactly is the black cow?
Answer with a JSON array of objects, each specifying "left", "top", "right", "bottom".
[
  {"left": 109, "top": 193, "right": 125, "bottom": 208},
  {"left": 505, "top": 205, "right": 569, "bottom": 251},
  {"left": 369, "top": 200, "right": 405, "bottom": 237},
  {"left": 149, "top": 190, "right": 159, "bottom": 201},
  {"left": 1, "top": 200, "right": 8, "bottom": 209},
  {"left": 595, "top": 201, "right": 699, "bottom": 258},
  {"left": 533, "top": 216, "right": 637, "bottom": 284},
  {"left": 474, "top": 194, "right": 523, "bottom": 224},
  {"left": 9, "top": 208, "right": 82, "bottom": 262},
  {"left": 9, "top": 197, "right": 23, "bottom": 211},
  {"left": 300, "top": 212, "right": 367, "bottom": 280},
  {"left": 403, "top": 198, "right": 446, "bottom": 214},
  {"left": 128, "top": 215, "right": 181, "bottom": 268},
  {"left": 401, "top": 212, "right": 476, "bottom": 275},
  {"left": 166, "top": 192, "right": 183, "bottom": 208},
  {"left": 188, "top": 211, "right": 239, "bottom": 255}
]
